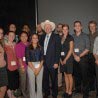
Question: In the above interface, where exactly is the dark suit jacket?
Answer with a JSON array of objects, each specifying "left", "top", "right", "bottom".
[{"left": 40, "top": 32, "right": 61, "bottom": 67}]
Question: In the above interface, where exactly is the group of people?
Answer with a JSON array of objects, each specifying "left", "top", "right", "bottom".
[{"left": 0, "top": 20, "right": 98, "bottom": 98}]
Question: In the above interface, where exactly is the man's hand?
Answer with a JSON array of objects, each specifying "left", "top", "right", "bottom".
[
  {"left": 74, "top": 55, "right": 80, "bottom": 62},
  {"left": 53, "top": 64, "right": 58, "bottom": 69},
  {"left": 95, "top": 60, "right": 98, "bottom": 65}
]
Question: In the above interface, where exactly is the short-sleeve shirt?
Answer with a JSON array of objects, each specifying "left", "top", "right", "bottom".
[
  {"left": 15, "top": 42, "right": 29, "bottom": 69},
  {"left": 72, "top": 33, "right": 90, "bottom": 55}
]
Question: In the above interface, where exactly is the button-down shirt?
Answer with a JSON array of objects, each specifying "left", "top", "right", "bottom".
[
  {"left": 72, "top": 32, "right": 90, "bottom": 55},
  {"left": 5, "top": 44, "right": 18, "bottom": 71},
  {"left": 25, "top": 46, "right": 44, "bottom": 63},
  {"left": 15, "top": 42, "right": 29, "bottom": 69},
  {"left": 44, "top": 33, "right": 52, "bottom": 55}
]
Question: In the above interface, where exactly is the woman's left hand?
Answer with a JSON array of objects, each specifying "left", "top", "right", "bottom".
[
  {"left": 35, "top": 67, "right": 41, "bottom": 76},
  {"left": 62, "top": 60, "right": 66, "bottom": 65}
]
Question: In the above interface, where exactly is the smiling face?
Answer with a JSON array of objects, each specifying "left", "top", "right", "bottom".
[
  {"left": 62, "top": 26, "right": 69, "bottom": 36},
  {"left": 8, "top": 32, "right": 15, "bottom": 42},
  {"left": 44, "top": 24, "right": 52, "bottom": 34},
  {"left": 31, "top": 34, "right": 39, "bottom": 44},
  {"left": 37, "top": 24, "right": 42, "bottom": 33},
  {"left": 0, "top": 28, "right": 4, "bottom": 40},
  {"left": 89, "top": 23, "right": 97, "bottom": 33},
  {"left": 20, "top": 32, "right": 28, "bottom": 43},
  {"left": 22, "top": 25, "right": 30, "bottom": 33},
  {"left": 57, "top": 24, "right": 62, "bottom": 32},
  {"left": 9, "top": 24, "right": 16, "bottom": 32},
  {"left": 74, "top": 22, "right": 82, "bottom": 33}
]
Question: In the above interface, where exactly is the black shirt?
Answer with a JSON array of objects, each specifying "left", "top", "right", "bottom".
[
  {"left": 25, "top": 46, "right": 44, "bottom": 63},
  {"left": 61, "top": 34, "right": 74, "bottom": 62}
]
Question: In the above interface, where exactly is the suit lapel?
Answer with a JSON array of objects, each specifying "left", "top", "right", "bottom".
[
  {"left": 43, "top": 34, "right": 46, "bottom": 42},
  {"left": 42, "top": 34, "right": 46, "bottom": 47}
]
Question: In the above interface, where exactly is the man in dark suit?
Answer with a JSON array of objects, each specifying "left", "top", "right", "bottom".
[{"left": 40, "top": 20, "right": 61, "bottom": 98}]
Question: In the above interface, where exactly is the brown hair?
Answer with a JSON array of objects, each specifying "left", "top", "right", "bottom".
[
  {"left": 0, "top": 27, "right": 4, "bottom": 47},
  {"left": 62, "top": 24, "right": 69, "bottom": 30},
  {"left": 7, "top": 31, "right": 15, "bottom": 35},
  {"left": 74, "top": 21, "right": 82, "bottom": 26},
  {"left": 0, "top": 27, "right": 4, "bottom": 35},
  {"left": 29, "top": 33, "right": 41, "bottom": 50},
  {"left": 57, "top": 23, "right": 63, "bottom": 27},
  {"left": 88, "top": 20, "right": 97, "bottom": 26},
  {"left": 19, "top": 31, "right": 28, "bottom": 37},
  {"left": 0, "top": 27, "right": 4, "bottom": 32}
]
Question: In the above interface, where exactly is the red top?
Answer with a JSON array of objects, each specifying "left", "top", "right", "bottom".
[{"left": 5, "top": 44, "right": 18, "bottom": 71}]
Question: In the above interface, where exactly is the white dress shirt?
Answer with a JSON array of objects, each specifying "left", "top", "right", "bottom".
[{"left": 44, "top": 33, "right": 52, "bottom": 55}]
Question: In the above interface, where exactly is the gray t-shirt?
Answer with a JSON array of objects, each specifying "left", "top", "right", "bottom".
[{"left": 72, "top": 33, "right": 90, "bottom": 55}]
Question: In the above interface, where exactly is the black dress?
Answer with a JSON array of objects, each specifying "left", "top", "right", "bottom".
[{"left": 60, "top": 34, "right": 74, "bottom": 74}]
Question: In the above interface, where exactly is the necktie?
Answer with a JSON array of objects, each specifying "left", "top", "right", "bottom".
[
  {"left": 45, "top": 35, "right": 49, "bottom": 46},
  {"left": 44, "top": 35, "right": 49, "bottom": 55}
]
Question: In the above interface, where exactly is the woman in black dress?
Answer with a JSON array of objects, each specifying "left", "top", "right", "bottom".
[{"left": 60, "top": 24, "right": 74, "bottom": 98}]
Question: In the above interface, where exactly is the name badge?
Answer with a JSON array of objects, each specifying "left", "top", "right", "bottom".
[
  {"left": 32, "top": 62, "right": 40, "bottom": 68},
  {"left": 74, "top": 48, "right": 79, "bottom": 53},
  {"left": 61, "top": 52, "right": 65, "bottom": 56},
  {"left": 11, "top": 61, "right": 16, "bottom": 66},
  {"left": 23, "top": 57, "right": 26, "bottom": 61}
]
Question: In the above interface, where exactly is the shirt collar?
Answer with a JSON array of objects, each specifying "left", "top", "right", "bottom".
[
  {"left": 46, "top": 32, "right": 52, "bottom": 38},
  {"left": 89, "top": 32, "right": 98, "bottom": 36},
  {"left": 75, "top": 32, "right": 82, "bottom": 37},
  {"left": 20, "top": 42, "right": 29, "bottom": 47}
]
